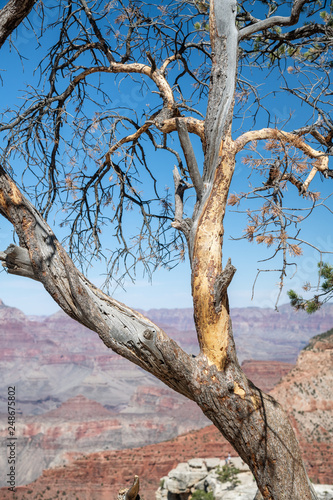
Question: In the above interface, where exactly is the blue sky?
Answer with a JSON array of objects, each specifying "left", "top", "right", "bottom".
[{"left": 0, "top": 2, "right": 332, "bottom": 316}]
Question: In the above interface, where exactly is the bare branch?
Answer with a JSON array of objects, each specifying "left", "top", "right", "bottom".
[
  {"left": 0, "top": 164, "right": 195, "bottom": 399},
  {"left": 176, "top": 118, "right": 203, "bottom": 200},
  {"left": 155, "top": 116, "right": 205, "bottom": 143},
  {"left": 239, "top": 0, "right": 310, "bottom": 40},
  {"left": 204, "top": 0, "right": 238, "bottom": 181},
  {"left": 0, "top": 244, "right": 37, "bottom": 280},
  {"left": 78, "top": 0, "right": 115, "bottom": 63},
  {"left": 235, "top": 128, "right": 329, "bottom": 191},
  {"left": 171, "top": 165, "right": 192, "bottom": 242}
]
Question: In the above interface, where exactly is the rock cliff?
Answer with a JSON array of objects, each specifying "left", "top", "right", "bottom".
[
  {"left": 0, "top": 426, "right": 234, "bottom": 499},
  {"left": 271, "top": 328, "right": 333, "bottom": 484},
  {"left": 0, "top": 389, "right": 208, "bottom": 487}
]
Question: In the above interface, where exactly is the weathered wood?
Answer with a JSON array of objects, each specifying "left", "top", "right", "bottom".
[
  {"left": 190, "top": 135, "right": 236, "bottom": 370},
  {"left": 0, "top": 0, "right": 37, "bottom": 49},
  {"left": 0, "top": 244, "right": 37, "bottom": 280},
  {"left": 0, "top": 0, "right": 321, "bottom": 497},
  {"left": 176, "top": 118, "right": 203, "bottom": 201},
  {"left": 0, "top": 165, "right": 196, "bottom": 401},
  {"left": 191, "top": 337, "right": 314, "bottom": 500},
  {"left": 125, "top": 476, "right": 140, "bottom": 500},
  {"left": 204, "top": 0, "right": 238, "bottom": 183},
  {"left": 187, "top": 0, "right": 239, "bottom": 370},
  {"left": 118, "top": 475, "right": 140, "bottom": 500},
  {"left": 171, "top": 165, "right": 192, "bottom": 243},
  {"left": 214, "top": 258, "right": 236, "bottom": 313}
]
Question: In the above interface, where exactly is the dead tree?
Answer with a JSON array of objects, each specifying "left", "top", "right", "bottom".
[{"left": 1, "top": 0, "right": 332, "bottom": 498}]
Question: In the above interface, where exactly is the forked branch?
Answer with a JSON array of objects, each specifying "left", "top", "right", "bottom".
[
  {"left": 238, "top": 0, "right": 310, "bottom": 40},
  {"left": 235, "top": 128, "right": 329, "bottom": 191}
]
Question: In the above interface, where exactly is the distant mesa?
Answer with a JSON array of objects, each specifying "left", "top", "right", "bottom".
[{"left": 44, "top": 394, "right": 116, "bottom": 420}]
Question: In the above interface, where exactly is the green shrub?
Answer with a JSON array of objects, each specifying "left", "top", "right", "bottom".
[
  {"left": 191, "top": 491, "right": 215, "bottom": 500},
  {"left": 216, "top": 464, "right": 241, "bottom": 489}
]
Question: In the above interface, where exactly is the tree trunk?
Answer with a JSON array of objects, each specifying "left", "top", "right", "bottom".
[{"left": 0, "top": 163, "right": 315, "bottom": 500}]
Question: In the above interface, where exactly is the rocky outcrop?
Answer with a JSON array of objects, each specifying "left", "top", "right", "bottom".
[
  {"left": 156, "top": 457, "right": 333, "bottom": 500},
  {"left": 1, "top": 410, "right": 332, "bottom": 499},
  {"left": 0, "top": 299, "right": 332, "bottom": 493},
  {"left": 156, "top": 457, "right": 249, "bottom": 500},
  {"left": 271, "top": 328, "right": 333, "bottom": 484}
]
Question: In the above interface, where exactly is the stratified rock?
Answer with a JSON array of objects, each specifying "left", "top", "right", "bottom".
[
  {"left": 0, "top": 427, "right": 234, "bottom": 500},
  {"left": 241, "top": 359, "right": 294, "bottom": 392},
  {"left": 271, "top": 328, "right": 333, "bottom": 484},
  {"left": 1, "top": 299, "right": 333, "bottom": 494}
]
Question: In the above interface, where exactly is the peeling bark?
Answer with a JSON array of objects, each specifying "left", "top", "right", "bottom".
[
  {"left": 187, "top": 0, "right": 239, "bottom": 370},
  {"left": 214, "top": 258, "right": 236, "bottom": 313},
  {"left": 191, "top": 345, "right": 314, "bottom": 500},
  {"left": 191, "top": 134, "right": 236, "bottom": 370}
]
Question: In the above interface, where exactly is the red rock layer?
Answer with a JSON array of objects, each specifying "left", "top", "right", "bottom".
[
  {"left": 0, "top": 426, "right": 232, "bottom": 500},
  {"left": 271, "top": 330, "right": 333, "bottom": 484},
  {"left": 242, "top": 360, "right": 294, "bottom": 392}
]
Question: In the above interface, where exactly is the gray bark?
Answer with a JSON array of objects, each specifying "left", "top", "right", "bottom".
[
  {"left": 0, "top": 0, "right": 37, "bottom": 49},
  {"left": 176, "top": 118, "right": 203, "bottom": 201},
  {"left": 239, "top": 0, "right": 310, "bottom": 40},
  {"left": 188, "top": 0, "right": 238, "bottom": 262},
  {"left": 0, "top": 0, "right": 319, "bottom": 497},
  {"left": 203, "top": 0, "right": 238, "bottom": 183},
  {"left": 0, "top": 244, "right": 38, "bottom": 280}
]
